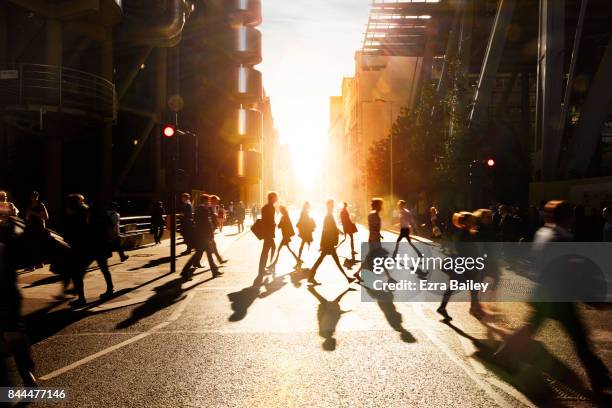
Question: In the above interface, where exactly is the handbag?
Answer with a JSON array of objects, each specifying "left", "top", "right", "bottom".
[{"left": 251, "top": 218, "right": 264, "bottom": 240}]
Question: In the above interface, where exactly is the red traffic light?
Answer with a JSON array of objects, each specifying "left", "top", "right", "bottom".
[
  {"left": 163, "top": 124, "right": 175, "bottom": 138},
  {"left": 486, "top": 158, "right": 495, "bottom": 167}
]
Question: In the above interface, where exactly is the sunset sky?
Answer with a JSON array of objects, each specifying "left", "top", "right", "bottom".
[{"left": 259, "top": 0, "right": 371, "bottom": 187}]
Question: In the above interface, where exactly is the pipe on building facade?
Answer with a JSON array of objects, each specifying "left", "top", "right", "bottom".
[{"left": 117, "top": 0, "right": 191, "bottom": 47}]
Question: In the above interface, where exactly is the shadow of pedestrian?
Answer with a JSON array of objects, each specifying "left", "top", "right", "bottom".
[
  {"left": 258, "top": 273, "right": 287, "bottom": 299},
  {"left": 115, "top": 275, "right": 213, "bottom": 329},
  {"left": 442, "top": 320, "right": 599, "bottom": 405},
  {"left": 308, "top": 286, "right": 355, "bottom": 351},
  {"left": 363, "top": 286, "right": 416, "bottom": 343},
  {"left": 23, "top": 274, "right": 64, "bottom": 288},
  {"left": 289, "top": 268, "right": 310, "bottom": 288},
  {"left": 228, "top": 285, "right": 261, "bottom": 322}
]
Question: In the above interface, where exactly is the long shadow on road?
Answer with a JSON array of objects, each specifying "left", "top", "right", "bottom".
[
  {"left": 442, "top": 320, "right": 607, "bottom": 406},
  {"left": 116, "top": 272, "right": 216, "bottom": 329},
  {"left": 24, "top": 256, "right": 195, "bottom": 343},
  {"left": 308, "top": 286, "right": 355, "bottom": 351},
  {"left": 363, "top": 286, "right": 416, "bottom": 343},
  {"left": 227, "top": 270, "right": 289, "bottom": 322}
]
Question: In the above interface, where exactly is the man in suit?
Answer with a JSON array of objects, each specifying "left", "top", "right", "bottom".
[
  {"left": 179, "top": 193, "right": 194, "bottom": 254},
  {"left": 258, "top": 191, "right": 278, "bottom": 276},
  {"left": 182, "top": 194, "right": 221, "bottom": 278},
  {"left": 308, "top": 199, "right": 355, "bottom": 285}
]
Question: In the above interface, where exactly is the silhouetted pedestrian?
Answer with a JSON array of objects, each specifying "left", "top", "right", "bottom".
[
  {"left": 392, "top": 200, "right": 422, "bottom": 258},
  {"left": 339, "top": 202, "right": 358, "bottom": 259},
  {"left": 179, "top": 193, "right": 194, "bottom": 254},
  {"left": 150, "top": 201, "right": 165, "bottom": 244},
  {"left": 602, "top": 207, "right": 612, "bottom": 242},
  {"left": 268, "top": 205, "right": 302, "bottom": 271},
  {"left": 496, "top": 201, "right": 611, "bottom": 394},
  {"left": 109, "top": 202, "right": 128, "bottom": 262},
  {"left": 308, "top": 199, "right": 354, "bottom": 285},
  {"left": 296, "top": 201, "right": 315, "bottom": 267},
  {"left": 182, "top": 194, "right": 221, "bottom": 278},
  {"left": 208, "top": 195, "right": 227, "bottom": 264},
  {"left": 89, "top": 202, "right": 115, "bottom": 299},
  {"left": 258, "top": 192, "right": 278, "bottom": 276},
  {"left": 24, "top": 191, "right": 49, "bottom": 228},
  {"left": 62, "top": 194, "right": 91, "bottom": 306},
  {"left": 0, "top": 216, "right": 38, "bottom": 387},
  {"left": 235, "top": 201, "right": 246, "bottom": 233}
]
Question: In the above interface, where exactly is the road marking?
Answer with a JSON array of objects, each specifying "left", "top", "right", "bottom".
[
  {"left": 412, "top": 303, "right": 512, "bottom": 408},
  {"left": 40, "top": 292, "right": 196, "bottom": 381}
]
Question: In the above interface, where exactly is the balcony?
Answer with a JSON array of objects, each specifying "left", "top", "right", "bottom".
[
  {"left": 232, "top": 26, "right": 262, "bottom": 66},
  {"left": 234, "top": 67, "right": 263, "bottom": 104},
  {"left": 230, "top": 0, "right": 262, "bottom": 27},
  {"left": 237, "top": 108, "right": 263, "bottom": 143},
  {"left": 0, "top": 64, "right": 116, "bottom": 122},
  {"left": 236, "top": 149, "right": 262, "bottom": 184}
]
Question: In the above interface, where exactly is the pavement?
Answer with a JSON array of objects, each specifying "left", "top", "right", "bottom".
[{"left": 8, "top": 218, "right": 612, "bottom": 407}]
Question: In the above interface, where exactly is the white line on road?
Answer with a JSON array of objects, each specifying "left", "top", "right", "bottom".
[{"left": 40, "top": 292, "right": 196, "bottom": 381}]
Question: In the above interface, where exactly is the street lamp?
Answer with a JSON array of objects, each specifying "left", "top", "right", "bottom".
[{"left": 374, "top": 98, "right": 394, "bottom": 203}]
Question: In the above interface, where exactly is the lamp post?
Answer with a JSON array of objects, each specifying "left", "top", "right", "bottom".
[{"left": 373, "top": 98, "right": 394, "bottom": 202}]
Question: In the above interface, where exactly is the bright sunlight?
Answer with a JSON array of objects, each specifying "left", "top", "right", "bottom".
[{"left": 259, "top": 0, "right": 371, "bottom": 191}]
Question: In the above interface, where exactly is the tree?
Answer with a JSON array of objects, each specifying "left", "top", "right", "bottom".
[{"left": 366, "top": 56, "right": 476, "bottom": 209}]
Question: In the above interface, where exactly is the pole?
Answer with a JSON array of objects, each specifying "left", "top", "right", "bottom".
[
  {"left": 169, "top": 132, "right": 177, "bottom": 273},
  {"left": 389, "top": 101, "right": 394, "bottom": 204}
]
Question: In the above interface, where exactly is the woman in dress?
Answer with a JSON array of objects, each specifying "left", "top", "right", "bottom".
[
  {"left": 339, "top": 202, "right": 358, "bottom": 259},
  {"left": 296, "top": 201, "right": 316, "bottom": 268},
  {"left": 268, "top": 205, "right": 302, "bottom": 271}
]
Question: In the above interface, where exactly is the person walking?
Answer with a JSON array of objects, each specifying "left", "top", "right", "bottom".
[
  {"left": 179, "top": 193, "right": 194, "bottom": 254},
  {"left": 235, "top": 201, "right": 246, "bottom": 233},
  {"left": 62, "top": 194, "right": 90, "bottom": 306},
  {"left": 22, "top": 191, "right": 49, "bottom": 271},
  {"left": 436, "top": 211, "right": 488, "bottom": 321},
  {"left": 89, "top": 203, "right": 115, "bottom": 299},
  {"left": 23, "top": 191, "right": 49, "bottom": 228},
  {"left": 296, "top": 201, "right": 316, "bottom": 267},
  {"left": 108, "top": 202, "right": 128, "bottom": 262},
  {"left": 430, "top": 206, "right": 442, "bottom": 238},
  {"left": 208, "top": 195, "right": 228, "bottom": 264},
  {"left": 217, "top": 204, "right": 226, "bottom": 232},
  {"left": 268, "top": 205, "right": 302, "bottom": 271},
  {"left": 602, "top": 207, "right": 612, "bottom": 242},
  {"left": 339, "top": 202, "right": 358, "bottom": 258},
  {"left": 496, "top": 201, "right": 611, "bottom": 394},
  {"left": 182, "top": 194, "right": 221, "bottom": 278},
  {"left": 354, "top": 198, "right": 387, "bottom": 282},
  {"left": 0, "top": 190, "right": 18, "bottom": 218},
  {"left": 392, "top": 200, "right": 422, "bottom": 258},
  {"left": 308, "top": 199, "right": 355, "bottom": 285},
  {"left": 150, "top": 201, "right": 165, "bottom": 244},
  {"left": 0, "top": 217, "right": 38, "bottom": 387},
  {"left": 258, "top": 192, "right": 278, "bottom": 276}
]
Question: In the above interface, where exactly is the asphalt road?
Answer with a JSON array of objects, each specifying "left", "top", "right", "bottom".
[{"left": 9, "top": 218, "right": 612, "bottom": 407}]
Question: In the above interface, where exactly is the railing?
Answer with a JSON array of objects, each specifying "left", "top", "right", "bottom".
[
  {"left": 119, "top": 209, "right": 253, "bottom": 240},
  {"left": 0, "top": 64, "right": 116, "bottom": 121}
]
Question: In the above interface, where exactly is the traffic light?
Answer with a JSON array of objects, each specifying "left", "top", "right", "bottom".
[
  {"left": 163, "top": 124, "right": 175, "bottom": 138},
  {"left": 486, "top": 158, "right": 495, "bottom": 167}
]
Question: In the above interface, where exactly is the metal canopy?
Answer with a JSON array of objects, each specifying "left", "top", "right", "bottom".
[{"left": 362, "top": 0, "right": 450, "bottom": 57}]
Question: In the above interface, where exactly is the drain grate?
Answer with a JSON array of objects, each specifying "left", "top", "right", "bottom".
[{"left": 544, "top": 375, "right": 590, "bottom": 401}]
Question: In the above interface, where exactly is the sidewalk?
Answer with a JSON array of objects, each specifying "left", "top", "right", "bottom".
[{"left": 18, "top": 230, "right": 247, "bottom": 318}]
